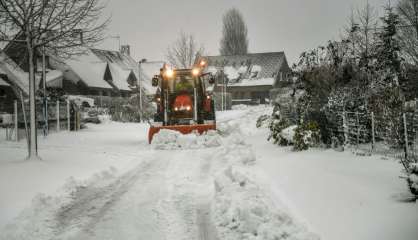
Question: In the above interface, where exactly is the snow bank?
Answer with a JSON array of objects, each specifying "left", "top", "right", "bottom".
[
  {"left": 232, "top": 104, "right": 249, "bottom": 110},
  {"left": 209, "top": 107, "right": 317, "bottom": 240},
  {"left": 213, "top": 166, "right": 318, "bottom": 240},
  {"left": 151, "top": 129, "right": 221, "bottom": 150}
]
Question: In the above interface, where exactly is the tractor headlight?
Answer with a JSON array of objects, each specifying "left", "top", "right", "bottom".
[
  {"left": 192, "top": 68, "right": 200, "bottom": 76},
  {"left": 174, "top": 107, "right": 179, "bottom": 111},
  {"left": 186, "top": 106, "right": 191, "bottom": 111},
  {"left": 164, "top": 68, "right": 174, "bottom": 78}
]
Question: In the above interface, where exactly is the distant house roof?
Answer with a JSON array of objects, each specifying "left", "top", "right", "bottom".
[
  {"left": 0, "top": 51, "right": 63, "bottom": 94},
  {"left": 0, "top": 67, "right": 9, "bottom": 86},
  {"left": 230, "top": 78, "right": 275, "bottom": 87},
  {"left": 204, "top": 52, "right": 290, "bottom": 87},
  {"left": 0, "top": 78, "right": 9, "bottom": 86},
  {"left": 64, "top": 50, "right": 113, "bottom": 89},
  {"left": 107, "top": 62, "right": 132, "bottom": 91},
  {"left": 0, "top": 51, "right": 30, "bottom": 94},
  {"left": 0, "top": 42, "right": 6, "bottom": 51},
  {"left": 57, "top": 48, "right": 156, "bottom": 94}
]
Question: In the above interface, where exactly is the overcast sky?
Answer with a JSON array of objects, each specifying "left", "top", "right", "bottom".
[{"left": 99, "top": 0, "right": 390, "bottom": 65}]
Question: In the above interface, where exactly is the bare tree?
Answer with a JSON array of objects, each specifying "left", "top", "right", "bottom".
[
  {"left": 397, "top": 0, "right": 418, "bottom": 64},
  {"left": 0, "top": 0, "right": 109, "bottom": 160},
  {"left": 357, "top": 1, "right": 378, "bottom": 68},
  {"left": 343, "top": 9, "right": 361, "bottom": 62},
  {"left": 220, "top": 8, "right": 248, "bottom": 56},
  {"left": 166, "top": 31, "right": 204, "bottom": 68}
]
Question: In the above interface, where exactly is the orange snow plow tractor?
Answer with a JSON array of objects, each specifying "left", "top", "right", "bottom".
[{"left": 148, "top": 60, "right": 216, "bottom": 143}]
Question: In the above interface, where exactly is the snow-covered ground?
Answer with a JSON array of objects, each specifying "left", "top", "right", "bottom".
[
  {"left": 0, "top": 106, "right": 416, "bottom": 240},
  {"left": 250, "top": 136, "right": 418, "bottom": 240}
]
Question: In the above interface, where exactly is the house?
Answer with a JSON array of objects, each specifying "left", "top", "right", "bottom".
[
  {"left": 49, "top": 47, "right": 139, "bottom": 98},
  {"left": 1, "top": 36, "right": 155, "bottom": 102},
  {"left": 0, "top": 71, "right": 16, "bottom": 114},
  {"left": 204, "top": 52, "right": 292, "bottom": 104}
]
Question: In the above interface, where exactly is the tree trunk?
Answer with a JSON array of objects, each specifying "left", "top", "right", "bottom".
[{"left": 26, "top": 37, "right": 39, "bottom": 160}]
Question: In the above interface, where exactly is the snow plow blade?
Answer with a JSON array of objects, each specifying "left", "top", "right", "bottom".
[{"left": 148, "top": 124, "right": 216, "bottom": 144}]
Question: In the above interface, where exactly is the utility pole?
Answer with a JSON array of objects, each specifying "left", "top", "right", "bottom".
[
  {"left": 42, "top": 42, "right": 48, "bottom": 137},
  {"left": 138, "top": 58, "right": 146, "bottom": 122},
  {"left": 221, "top": 70, "right": 224, "bottom": 111}
]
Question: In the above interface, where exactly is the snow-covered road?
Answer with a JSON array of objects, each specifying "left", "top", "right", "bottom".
[
  {"left": 1, "top": 106, "right": 316, "bottom": 240},
  {"left": 1, "top": 105, "right": 415, "bottom": 240}
]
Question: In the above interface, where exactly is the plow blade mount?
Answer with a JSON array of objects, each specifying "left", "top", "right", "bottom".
[{"left": 148, "top": 124, "right": 216, "bottom": 143}]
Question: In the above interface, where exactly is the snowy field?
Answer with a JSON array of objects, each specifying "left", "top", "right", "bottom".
[{"left": 0, "top": 106, "right": 417, "bottom": 240}]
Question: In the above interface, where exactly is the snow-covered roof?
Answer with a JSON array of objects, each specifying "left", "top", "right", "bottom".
[
  {"left": 223, "top": 66, "right": 239, "bottom": 80},
  {"left": 204, "top": 52, "right": 288, "bottom": 79},
  {"left": 0, "top": 42, "right": 6, "bottom": 51},
  {"left": 0, "top": 51, "right": 64, "bottom": 94},
  {"left": 229, "top": 78, "right": 275, "bottom": 87},
  {"left": 108, "top": 62, "right": 132, "bottom": 91},
  {"left": 203, "top": 52, "right": 289, "bottom": 89},
  {"left": 44, "top": 69, "right": 64, "bottom": 88},
  {"left": 0, "top": 51, "right": 31, "bottom": 94},
  {"left": 0, "top": 67, "right": 9, "bottom": 86},
  {"left": 66, "top": 53, "right": 111, "bottom": 89},
  {"left": 0, "top": 77, "right": 9, "bottom": 86}
]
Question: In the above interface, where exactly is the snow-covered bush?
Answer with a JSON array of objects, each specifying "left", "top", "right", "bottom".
[
  {"left": 268, "top": 118, "right": 291, "bottom": 146},
  {"left": 406, "top": 162, "right": 418, "bottom": 197},
  {"left": 109, "top": 94, "right": 155, "bottom": 122},
  {"left": 256, "top": 114, "right": 270, "bottom": 128},
  {"left": 293, "top": 121, "right": 321, "bottom": 151}
]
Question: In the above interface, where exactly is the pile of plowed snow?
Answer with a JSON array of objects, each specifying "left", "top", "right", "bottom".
[
  {"left": 151, "top": 129, "right": 222, "bottom": 150},
  {"left": 206, "top": 106, "right": 318, "bottom": 240},
  {"left": 213, "top": 166, "right": 319, "bottom": 240}
]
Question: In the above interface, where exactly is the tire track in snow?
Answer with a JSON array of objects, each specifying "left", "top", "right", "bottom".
[{"left": 51, "top": 156, "right": 168, "bottom": 240}]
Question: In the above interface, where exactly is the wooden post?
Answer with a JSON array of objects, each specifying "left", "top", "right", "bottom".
[
  {"left": 343, "top": 110, "right": 348, "bottom": 146},
  {"left": 67, "top": 100, "right": 70, "bottom": 131},
  {"left": 371, "top": 112, "right": 375, "bottom": 151},
  {"left": 403, "top": 113, "right": 409, "bottom": 160},
  {"left": 356, "top": 111, "right": 360, "bottom": 149},
  {"left": 14, "top": 100, "right": 18, "bottom": 141},
  {"left": 74, "top": 109, "right": 77, "bottom": 131},
  {"left": 56, "top": 100, "right": 60, "bottom": 132}
]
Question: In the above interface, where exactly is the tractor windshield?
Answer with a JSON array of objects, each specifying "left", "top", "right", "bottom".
[{"left": 172, "top": 75, "right": 195, "bottom": 93}]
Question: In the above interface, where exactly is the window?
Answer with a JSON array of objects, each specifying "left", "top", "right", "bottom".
[
  {"left": 0, "top": 89, "right": 6, "bottom": 98},
  {"left": 171, "top": 75, "right": 195, "bottom": 93}
]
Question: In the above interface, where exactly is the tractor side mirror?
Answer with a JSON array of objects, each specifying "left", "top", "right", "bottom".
[
  {"left": 208, "top": 74, "right": 215, "bottom": 84},
  {"left": 152, "top": 76, "right": 159, "bottom": 87}
]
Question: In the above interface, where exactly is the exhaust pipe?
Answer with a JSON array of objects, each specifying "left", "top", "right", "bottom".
[{"left": 193, "top": 88, "right": 197, "bottom": 124}]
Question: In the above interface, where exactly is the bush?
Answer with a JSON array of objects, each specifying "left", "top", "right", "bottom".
[
  {"left": 109, "top": 94, "right": 155, "bottom": 122},
  {"left": 293, "top": 121, "right": 321, "bottom": 151},
  {"left": 256, "top": 114, "right": 271, "bottom": 128},
  {"left": 406, "top": 162, "right": 418, "bottom": 197},
  {"left": 268, "top": 118, "right": 291, "bottom": 145}
]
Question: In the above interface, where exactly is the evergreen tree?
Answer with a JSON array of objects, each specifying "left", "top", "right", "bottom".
[
  {"left": 220, "top": 8, "right": 249, "bottom": 55},
  {"left": 375, "top": 3, "right": 403, "bottom": 86}
]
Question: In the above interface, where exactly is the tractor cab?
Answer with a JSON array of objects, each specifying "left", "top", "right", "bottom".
[{"left": 148, "top": 60, "right": 216, "bottom": 143}]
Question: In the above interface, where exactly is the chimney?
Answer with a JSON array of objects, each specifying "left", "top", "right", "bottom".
[{"left": 120, "top": 45, "right": 130, "bottom": 56}]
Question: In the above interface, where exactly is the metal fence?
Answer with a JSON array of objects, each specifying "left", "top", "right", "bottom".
[
  {"left": 1, "top": 100, "right": 80, "bottom": 142},
  {"left": 328, "top": 108, "right": 418, "bottom": 164}
]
